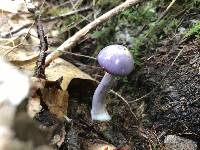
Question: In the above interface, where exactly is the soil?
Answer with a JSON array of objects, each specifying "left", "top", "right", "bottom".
[
  {"left": 138, "top": 39, "right": 200, "bottom": 148},
  {"left": 11, "top": 2, "right": 199, "bottom": 150},
  {"left": 52, "top": 37, "right": 199, "bottom": 150},
  {"left": 1, "top": 1, "right": 199, "bottom": 149},
  {"left": 13, "top": 37, "right": 200, "bottom": 150}
]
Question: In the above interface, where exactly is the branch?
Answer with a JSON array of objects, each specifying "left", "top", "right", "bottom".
[
  {"left": 45, "top": 0, "right": 142, "bottom": 66},
  {"left": 0, "top": 23, "right": 32, "bottom": 38},
  {"left": 42, "top": 6, "right": 92, "bottom": 22},
  {"left": 158, "top": 0, "right": 177, "bottom": 21},
  {"left": 0, "top": 6, "right": 91, "bottom": 38},
  {"left": 35, "top": 13, "right": 48, "bottom": 78},
  {"left": 25, "top": 0, "right": 48, "bottom": 78}
]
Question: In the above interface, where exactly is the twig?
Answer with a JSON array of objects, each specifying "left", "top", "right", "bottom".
[
  {"left": 110, "top": 90, "right": 138, "bottom": 121},
  {"left": 45, "top": 0, "right": 143, "bottom": 66},
  {"left": 129, "top": 39, "right": 185, "bottom": 103},
  {"left": 158, "top": 0, "right": 177, "bottom": 21},
  {"left": 25, "top": 0, "right": 48, "bottom": 79},
  {"left": 56, "top": 0, "right": 76, "bottom": 8},
  {"left": 34, "top": 14, "right": 48, "bottom": 78},
  {"left": 127, "top": 0, "right": 183, "bottom": 104},
  {"left": 5, "top": 23, "right": 35, "bottom": 55},
  {"left": 65, "top": 51, "right": 96, "bottom": 60},
  {"left": 62, "top": 13, "right": 93, "bottom": 33},
  {"left": 42, "top": 6, "right": 92, "bottom": 22},
  {"left": 0, "top": 23, "right": 32, "bottom": 38},
  {"left": 145, "top": 0, "right": 177, "bottom": 38},
  {"left": 128, "top": 92, "right": 152, "bottom": 103}
]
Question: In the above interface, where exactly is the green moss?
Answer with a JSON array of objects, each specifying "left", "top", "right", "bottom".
[
  {"left": 91, "top": 0, "right": 199, "bottom": 68},
  {"left": 47, "top": 7, "right": 71, "bottom": 16},
  {"left": 120, "top": 1, "right": 157, "bottom": 25},
  {"left": 91, "top": 17, "right": 118, "bottom": 53},
  {"left": 96, "top": 0, "right": 121, "bottom": 7},
  {"left": 184, "top": 21, "right": 200, "bottom": 39},
  {"left": 59, "top": 14, "right": 82, "bottom": 32}
]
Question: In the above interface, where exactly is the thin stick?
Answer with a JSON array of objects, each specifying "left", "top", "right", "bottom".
[
  {"left": 1, "top": 23, "right": 32, "bottom": 38},
  {"left": 5, "top": 23, "right": 35, "bottom": 55},
  {"left": 45, "top": 0, "right": 142, "bottom": 66},
  {"left": 25, "top": 0, "right": 48, "bottom": 79},
  {"left": 34, "top": 13, "right": 48, "bottom": 78},
  {"left": 129, "top": 40, "right": 185, "bottom": 103},
  {"left": 110, "top": 90, "right": 138, "bottom": 121},
  {"left": 158, "top": 0, "right": 177, "bottom": 21},
  {"left": 41, "top": 6, "right": 92, "bottom": 22},
  {"left": 65, "top": 51, "right": 96, "bottom": 60}
]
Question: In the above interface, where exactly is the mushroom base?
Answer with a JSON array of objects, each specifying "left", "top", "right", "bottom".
[{"left": 91, "top": 109, "right": 111, "bottom": 121}]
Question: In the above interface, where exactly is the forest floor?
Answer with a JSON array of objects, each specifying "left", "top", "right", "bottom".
[
  {"left": 61, "top": 37, "right": 199, "bottom": 150},
  {"left": 0, "top": 0, "right": 199, "bottom": 150}
]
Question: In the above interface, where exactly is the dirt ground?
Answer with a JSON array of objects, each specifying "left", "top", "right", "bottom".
[
  {"left": 1, "top": 1, "right": 199, "bottom": 150},
  {"left": 52, "top": 37, "right": 199, "bottom": 150},
  {"left": 138, "top": 38, "right": 200, "bottom": 148}
]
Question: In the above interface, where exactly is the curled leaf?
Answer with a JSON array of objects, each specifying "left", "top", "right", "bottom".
[{"left": 0, "top": 48, "right": 96, "bottom": 120}]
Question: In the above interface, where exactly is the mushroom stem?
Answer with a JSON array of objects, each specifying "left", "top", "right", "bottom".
[{"left": 91, "top": 72, "right": 114, "bottom": 121}]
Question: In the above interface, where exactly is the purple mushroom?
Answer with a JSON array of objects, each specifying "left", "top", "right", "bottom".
[{"left": 91, "top": 45, "right": 134, "bottom": 121}]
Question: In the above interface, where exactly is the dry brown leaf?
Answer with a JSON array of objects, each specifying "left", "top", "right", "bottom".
[
  {"left": 0, "top": 36, "right": 23, "bottom": 46},
  {"left": 0, "top": 48, "right": 95, "bottom": 120},
  {"left": 45, "top": 58, "right": 94, "bottom": 90},
  {"left": 0, "top": 46, "right": 38, "bottom": 76},
  {"left": 42, "top": 87, "right": 69, "bottom": 120},
  {"left": 0, "top": 46, "right": 38, "bottom": 61},
  {"left": 0, "top": 0, "right": 28, "bottom": 13},
  {"left": 42, "top": 58, "right": 94, "bottom": 120},
  {"left": 0, "top": 12, "right": 32, "bottom": 37}
]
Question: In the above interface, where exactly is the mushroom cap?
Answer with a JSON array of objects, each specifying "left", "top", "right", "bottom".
[{"left": 97, "top": 45, "right": 134, "bottom": 76}]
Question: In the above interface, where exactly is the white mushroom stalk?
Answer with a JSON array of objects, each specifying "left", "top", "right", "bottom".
[
  {"left": 91, "top": 45, "right": 134, "bottom": 121},
  {"left": 91, "top": 73, "right": 113, "bottom": 121}
]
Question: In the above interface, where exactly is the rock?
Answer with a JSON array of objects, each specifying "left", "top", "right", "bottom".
[{"left": 164, "top": 135, "right": 197, "bottom": 150}]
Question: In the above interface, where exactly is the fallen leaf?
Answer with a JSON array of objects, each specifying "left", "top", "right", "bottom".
[
  {"left": 43, "top": 58, "right": 95, "bottom": 120},
  {"left": 0, "top": 0, "right": 28, "bottom": 14},
  {"left": 45, "top": 58, "right": 94, "bottom": 90},
  {"left": 0, "top": 11, "right": 32, "bottom": 38},
  {"left": 0, "top": 45, "right": 38, "bottom": 61},
  {"left": 0, "top": 48, "right": 96, "bottom": 120},
  {"left": 0, "top": 36, "right": 23, "bottom": 46},
  {"left": 41, "top": 85, "right": 69, "bottom": 120}
]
